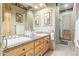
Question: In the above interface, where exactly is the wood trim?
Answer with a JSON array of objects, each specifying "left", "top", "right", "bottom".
[{"left": 2, "top": 4, "right": 11, "bottom": 36}]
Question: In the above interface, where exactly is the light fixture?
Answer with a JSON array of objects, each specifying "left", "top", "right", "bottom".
[
  {"left": 34, "top": 6, "right": 38, "bottom": 9},
  {"left": 64, "top": 4, "right": 68, "bottom": 7},
  {"left": 40, "top": 3, "right": 44, "bottom": 7}
]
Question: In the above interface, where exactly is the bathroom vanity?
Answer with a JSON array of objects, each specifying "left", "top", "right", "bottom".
[{"left": 3, "top": 33, "right": 50, "bottom": 56}]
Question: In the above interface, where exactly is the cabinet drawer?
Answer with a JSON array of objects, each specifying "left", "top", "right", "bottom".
[
  {"left": 35, "top": 45, "right": 41, "bottom": 55},
  {"left": 35, "top": 53, "right": 41, "bottom": 56},
  {"left": 44, "top": 42, "right": 50, "bottom": 50},
  {"left": 35, "top": 44, "right": 43, "bottom": 55},
  {"left": 35, "top": 48, "right": 44, "bottom": 56},
  {"left": 5, "top": 47, "right": 25, "bottom": 56},
  {"left": 4, "top": 42, "right": 34, "bottom": 56},
  {"left": 43, "top": 39, "right": 50, "bottom": 53},
  {"left": 35, "top": 39, "right": 43, "bottom": 47},
  {"left": 20, "top": 49, "right": 34, "bottom": 56},
  {"left": 20, "top": 53, "right": 26, "bottom": 56},
  {"left": 23, "top": 42, "right": 34, "bottom": 51},
  {"left": 26, "top": 49, "right": 34, "bottom": 56},
  {"left": 44, "top": 39, "right": 50, "bottom": 45},
  {"left": 43, "top": 45, "right": 49, "bottom": 53},
  {"left": 39, "top": 50, "right": 44, "bottom": 56}
]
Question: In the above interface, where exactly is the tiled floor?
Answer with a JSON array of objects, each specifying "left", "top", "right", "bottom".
[{"left": 44, "top": 41, "right": 79, "bottom": 56}]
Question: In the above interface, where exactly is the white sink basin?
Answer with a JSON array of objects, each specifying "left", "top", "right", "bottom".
[
  {"left": 35, "top": 33, "right": 48, "bottom": 37},
  {"left": 3, "top": 33, "right": 49, "bottom": 49},
  {"left": 3, "top": 37, "right": 32, "bottom": 48}
]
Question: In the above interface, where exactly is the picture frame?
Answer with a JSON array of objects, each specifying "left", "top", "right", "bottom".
[
  {"left": 34, "top": 15, "right": 40, "bottom": 27},
  {"left": 16, "top": 13, "right": 23, "bottom": 23},
  {"left": 44, "top": 12, "right": 50, "bottom": 26}
]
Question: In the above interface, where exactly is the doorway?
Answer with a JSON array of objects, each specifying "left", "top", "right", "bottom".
[{"left": 60, "top": 11, "right": 73, "bottom": 45}]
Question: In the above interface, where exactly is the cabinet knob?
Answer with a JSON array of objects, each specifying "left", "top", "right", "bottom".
[
  {"left": 22, "top": 48, "right": 25, "bottom": 51},
  {"left": 47, "top": 41, "right": 48, "bottom": 43},
  {"left": 39, "top": 47, "right": 41, "bottom": 49}
]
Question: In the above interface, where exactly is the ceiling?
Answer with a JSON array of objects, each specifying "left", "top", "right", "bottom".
[
  {"left": 58, "top": 3, "right": 73, "bottom": 11},
  {"left": 19, "top": 3, "right": 73, "bottom": 11},
  {"left": 20, "top": 3, "right": 47, "bottom": 11}
]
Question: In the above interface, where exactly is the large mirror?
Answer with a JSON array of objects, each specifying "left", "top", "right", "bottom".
[
  {"left": 44, "top": 12, "right": 51, "bottom": 26},
  {"left": 34, "top": 15, "right": 40, "bottom": 27}
]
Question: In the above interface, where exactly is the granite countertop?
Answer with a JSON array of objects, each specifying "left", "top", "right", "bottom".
[{"left": 3, "top": 33, "right": 50, "bottom": 50}]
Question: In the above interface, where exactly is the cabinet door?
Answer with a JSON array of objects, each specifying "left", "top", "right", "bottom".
[
  {"left": 4, "top": 42, "right": 34, "bottom": 56},
  {"left": 44, "top": 39, "right": 50, "bottom": 47},
  {"left": 35, "top": 45, "right": 41, "bottom": 55},
  {"left": 43, "top": 38, "right": 50, "bottom": 53},
  {"left": 35, "top": 44, "right": 44, "bottom": 56},
  {"left": 35, "top": 39, "right": 44, "bottom": 47},
  {"left": 20, "top": 53, "right": 26, "bottom": 56},
  {"left": 3, "top": 4, "right": 11, "bottom": 35},
  {"left": 20, "top": 49, "right": 34, "bottom": 56}
]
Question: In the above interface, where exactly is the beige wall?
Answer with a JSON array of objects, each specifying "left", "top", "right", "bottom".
[
  {"left": 76, "top": 3, "right": 79, "bottom": 19},
  {"left": 0, "top": 3, "right": 2, "bottom": 40},
  {"left": 33, "top": 7, "right": 55, "bottom": 32},
  {"left": 0, "top": 3, "right": 1, "bottom": 56},
  {"left": 0, "top": 3, "right": 3, "bottom": 56}
]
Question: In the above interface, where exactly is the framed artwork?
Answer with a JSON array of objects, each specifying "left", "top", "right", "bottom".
[
  {"left": 34, "top": 15, "right": 40, "bottom": 27},
  {"left": 16, "top": 13, "right": 23, "bottom": 23},
  {"left": 44, "top": 12, "right": 50, "bottom": 26}
]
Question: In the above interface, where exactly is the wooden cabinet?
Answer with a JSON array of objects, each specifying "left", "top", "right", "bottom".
[
  {"left": 35, "top": 44, "right": 43, "bottom": 55},
  {"left": 35, "top": 39, "right": 44, "bottom": 47},
  {"left": 35, "top": 45, "right": 41, "bottom": 55},
  {"left": 4, "top": 36, "right": 50, "bottom": 56},
  {"left": 4, "top": 42, "right": 34, "bottom": 56},
  {"left": 20, "top": 49, "right": 34, "bottom": 56},
  {"left": 25, "top": 49, "right": 34, "bottom": 56},
  {"left": 2, "top": 4, "right": 11, "bottom": 36},
  {"left": 4, "top": 47, "right": 25, "bottom": 56},
  {"left": 22, "top": 42, "right": 34, "bottom": 51},
  {"left": 19, "top": 53, "right": 26, "bottom": 56},
  {"left": 35, "top": 36, "right": 50, "bottom": 56},
  {"left": 44, "top": 37, "right": 50, "bottom": 47},
  {"left": 43, "top": 37, "right": 50, "bottom": 53}
]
